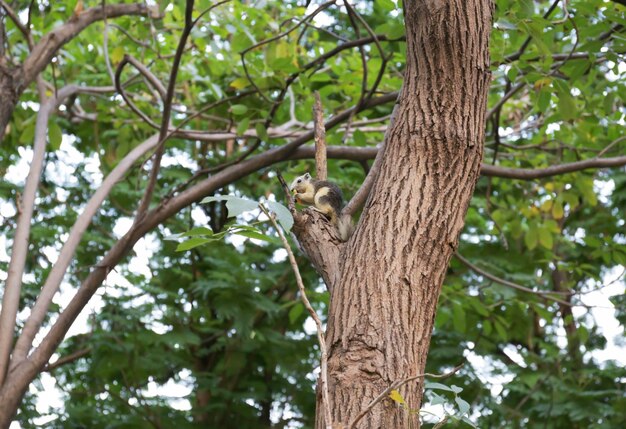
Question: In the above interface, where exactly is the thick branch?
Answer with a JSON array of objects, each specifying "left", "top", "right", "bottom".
[
  {"left": 0, "top": 84, "right": 116, "bottom": 385},
  {"left": 291, "top": 146, "right": 626, "bottom": 181},
  {"left": 313, "top": 92, "right": 327, "bottom": 180},
  {"left": 135, "top": 0, "right": 194, "bottom": 222},
  {"left": 44, "top": 348, "right": 91, "bottom": 372},
  {"left": 0, "top": 84, "right": 60, "bottom": 386},
  {"left": 10, "top": 133, "right": 160, "bottom": 367}
]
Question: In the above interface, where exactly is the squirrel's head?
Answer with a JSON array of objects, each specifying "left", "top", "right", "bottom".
[{"left": 289, "top": 172, "right": 312, "bottom": 193}]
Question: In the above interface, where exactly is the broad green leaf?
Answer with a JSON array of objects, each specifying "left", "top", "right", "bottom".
[
  {"left": 236, "top": 117, "right": 251, "bottom": 136},
  {"left": 176, "top": 237, "right": 214, "bottom": 251},
  {"left": 231, "top": 104, "right": 248, "bottom": 115},
  {"left": 455, "top": 397, "right": 471, "bottom": 415},
  {"left": 266, "top": 201, "right": 294, "bottom": 233},
  {"left": 111, "top": 46, "right": 125, "bottom": 63},
  {"left": 288, "top": 302, "right": 304, "bottom": 324},
  {"left": 525, "top": 225, "right": 538, "bottom": 250},
  {"left": 48, "top": 121, "right": 63, "bottom": 151},
  {"left": 256, "top": 123, "right": 269, "bottom": 141},
  {"left": 554, "top": 79, "right": 576, "bottom": 121},
  {"left": 233, "top": 229, "right": 278, "bottom": 243},
  {"left": 538, "top": 227, "right": 553, "bottom": 249},
  {"left": 425, "top": 382, "right": 453, "bottom": 392},
  {"left": 450, "top": 385, "right": 463, "bottom": 394},
  {"left": 201, "top": 195, "right": 259, "bottom": 218}
]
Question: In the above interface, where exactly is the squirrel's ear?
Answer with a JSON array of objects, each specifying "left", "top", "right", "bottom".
[{"left": 304, "top": 172, "right": 311, "bottom": 179}]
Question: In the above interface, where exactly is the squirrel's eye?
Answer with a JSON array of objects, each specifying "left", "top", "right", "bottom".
[{"left": 297, "top": 179, "right": 301, "bottom": 183}]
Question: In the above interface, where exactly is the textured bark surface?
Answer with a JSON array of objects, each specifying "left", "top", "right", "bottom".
[
  {"left": 0, "top": 64, "right": 19, "bottom": 142},
  {"left": 304, "top": 1, "right": 493, "bottom": 427}
]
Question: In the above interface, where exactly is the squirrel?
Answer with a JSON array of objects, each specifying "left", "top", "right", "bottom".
[{"left": 289, "top": 173, "right": 354, "bottom": 242}]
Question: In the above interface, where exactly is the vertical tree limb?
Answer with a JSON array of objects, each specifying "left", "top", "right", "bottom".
[
  {"left": 0, "top": 83, "right": 55, "bottom": 385},
  {"left": 314, "top": 92, "right": 327, "bottom": 180}
]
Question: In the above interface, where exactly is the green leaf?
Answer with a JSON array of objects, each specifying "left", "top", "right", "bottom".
[
  {"left": 182, "top": 227, "right": 215, "bottom": 237},
  {"left": 450, "top": 385, "right": 463, "bottom": 394},
  {"left": 233, "top": 229, "right": 277, "bottom": 243},
  {"left": 176, "top": 237, "right": 214, "bottom": 251},
  {"left": 236, "top": 117, "right": 251, "bottom": 136},
  {"left": 266, "top": 201, "right": 294, "bottom": 233},
  {"left": 554, "top": 79, "right": 576, "bottom": 121},
  {"left": 256, "top": 123, "right": 269, "bottom": 141},
  {"left": 538, "top": 227, "right": 553, "bottom": 249},
  {"left": 455, "top": 397, "right": 471, "bottom": 415},
  {"left": 230, "top": 104, "right": 248, "bottom": 115},
  {"left": 288, "top": 302, "right": 304, "bottom": 324},
  {"left": 524, "top": 225, "right": 538, "bottom": 250},
  {"left": 48, "top": 121, "right": 63, "bottom": 151},
  {"left": 452, "top": 302, "right": 466, "bottom": 333},
  {"left": 20, "top": 123, "right": 35, "bottom": 144},
  {"left": 201, "top": 195, "right": 259, "bottom": 218},
  {"left": 425, "top": 382, "right": 453, "bottom": 392}
]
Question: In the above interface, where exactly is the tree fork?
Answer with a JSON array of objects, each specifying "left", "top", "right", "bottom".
[{"left": 300, "top": 1, "right": 494, "bottom": 427}]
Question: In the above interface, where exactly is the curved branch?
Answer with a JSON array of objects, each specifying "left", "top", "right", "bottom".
[{"left": 22, "top": 3, "right": 153, "bottom": 87}]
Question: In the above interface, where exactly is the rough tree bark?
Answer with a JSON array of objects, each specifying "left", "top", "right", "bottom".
[{"left": 294, "top": 1, "right": 493, "bottom": 427}]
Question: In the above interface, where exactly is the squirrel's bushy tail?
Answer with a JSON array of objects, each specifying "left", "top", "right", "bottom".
[{"left": 337, "top": 213, "right": 354, "bottom": 242}]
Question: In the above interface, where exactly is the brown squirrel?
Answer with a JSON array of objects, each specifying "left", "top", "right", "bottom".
[{"left": 289, "top": 173, "right": 354, "bottom": 242}]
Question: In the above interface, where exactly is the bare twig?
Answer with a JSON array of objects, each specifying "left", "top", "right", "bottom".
[
  {"left": 349, "top": 363, "right": 464, "bottom": 429},
  {"left": 455, "top": 252, "right": 576, "bottom": 307},
  {"left": 134, "top": 0, "right": 196, "bottom": 222},
  {"left": 259, "top": 203, "right": 332, "bottom": 429},
  {"left": 44, "top": 348, "right": 92, "bottom": 372},
  {"left": 313, "top": 92, "right": 328, "bottom": 180}
]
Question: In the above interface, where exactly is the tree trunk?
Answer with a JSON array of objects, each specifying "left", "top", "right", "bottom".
[{"left": 311, "top": 1, "right": 493, "bottom": 427}]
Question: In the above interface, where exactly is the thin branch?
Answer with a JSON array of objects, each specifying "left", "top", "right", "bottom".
[
  {"left": 348, "top": 364, "right": 464, "bottom": 429},
  {"left": 0, "top": 0, "right": 33, "bottom": 48},
  {"left": 313, "top": 92, "right": 327, "bottom": 180},
  {"left": 22, "top": 3, "right": 153, "bottom": 86},
  {"left": 481, "top": 155, "right": 626, "bottom": 179},
  {"left": 259, "top": 203, "right": 332, "bottom": 429},
  {"left": 44, "top": 348, "right": 91, "bottom": 372},
  {"left": 239, "top": 0, "right": 336, "bottom": 101},
  {"left": 455, "top": 252, "right": 575, "bottom": 307},
  {"left": 134, "top": 0, "right": 195, "bottom": 222},
  {"left": 500, "top": 0, "right": 561, "bottom": 64}
]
